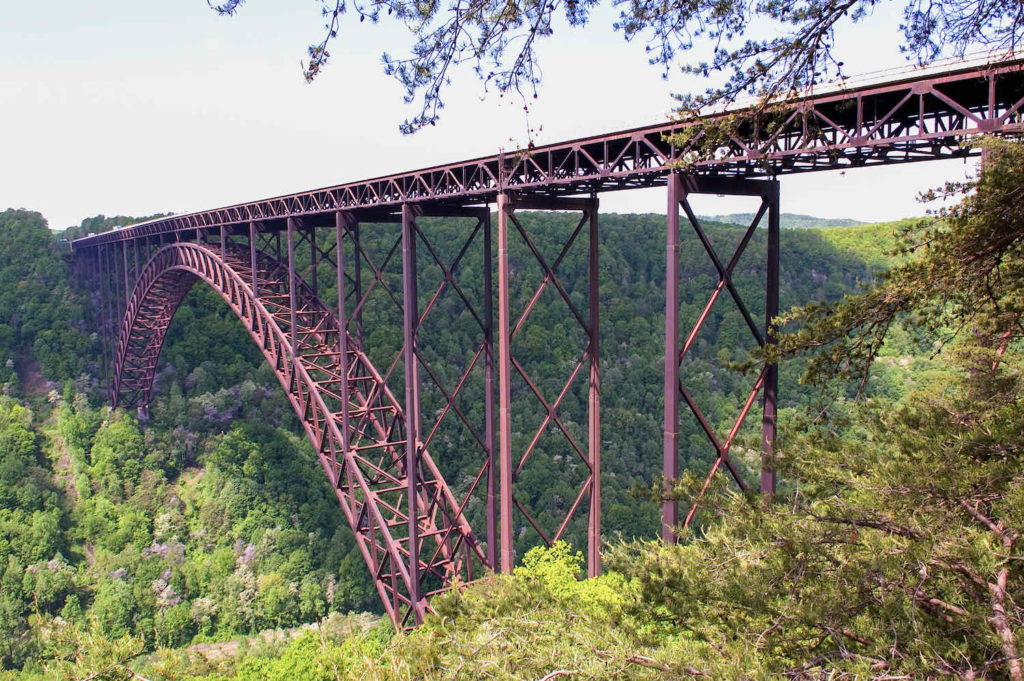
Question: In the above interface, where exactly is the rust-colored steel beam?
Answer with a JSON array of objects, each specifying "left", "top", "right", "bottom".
[
  {"left": 335, "top": 212, "right": 354, "bottom": 480},
  {"left": 496, "top": 194, "right": 515, "bottom": 573},
  {"left": 73, "top": 56, "right": 1024, "bottom": 250},
  {"left": 761, "top": 184, "right": 781, "bottom": 496},
  {"left": 482, "top": 212, "right": 497, "bottom": 570},
  {"left": 287, "top": 218, "right": 300, "bottom": 392},
  {"left": 662, "top": 175, "right": 681, "bottom": 542},
  {"left": 400, "top": 204, "right": 424, "bottom": 624},
  {"left": 407, "top": 206, "right": 496, "bottom": 580},
  {"left": 587, "top": 200, "right": 601, "bottom": 578}
]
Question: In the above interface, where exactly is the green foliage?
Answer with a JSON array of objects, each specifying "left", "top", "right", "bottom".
[
  {"left": 0, "top": 209, "right": 95, "bottom": 390},
  {"left": 0, "top": 397, "right": 69, "bottom": 669},
  {"left": 89, "top": 412, "right": 146, "bottom": 499},
  {"left": 779, "top": 138, "right": 1024, "bottom": 387},
  {"left": 228, "top": 631, "right": 343, "bottom": 681},
  {"left": 33, "top": 616, "right": 148, "bottom": 681},
  {"left": 0, "top": 400, "right": 42, "bottom": 509},
  {"left": 815, "top": 219, "right": 908, "bottom": 269},
  {"left": 58, "top": 393, "right": 103, "bottom": 461},
  {"left": 708, "top": 212, "right": 868, "bottom": 230},
  {"left": 346, "top": 543, "right": 656, "bottom": 680},
  {"left": 603, "top": 349, "right": 1024, "bottom": 678}
]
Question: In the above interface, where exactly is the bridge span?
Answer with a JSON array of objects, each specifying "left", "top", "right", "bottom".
[{"left": 72, "top": 55, "right": 1024, "bottom": 628}]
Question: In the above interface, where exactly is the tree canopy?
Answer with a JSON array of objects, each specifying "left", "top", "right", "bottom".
[{"left": 213, "top": 0, "right": 1024, "bottom": 132}]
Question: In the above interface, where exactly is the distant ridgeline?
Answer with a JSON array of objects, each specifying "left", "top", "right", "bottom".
[
  {"left": 0, "top": 207, "right": 907, "bottom": 668},
  {"left": 702, "top": 213, "right": 869, "bottom": 230}
]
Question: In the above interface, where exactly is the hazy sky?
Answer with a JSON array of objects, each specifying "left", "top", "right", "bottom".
[{"left": 0, "top": 1, "right": 980, "bottom": 229}]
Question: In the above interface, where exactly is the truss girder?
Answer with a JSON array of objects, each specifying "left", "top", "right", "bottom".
[{"left": 74, "top": 58, "right": 1024, "bottom": 251}]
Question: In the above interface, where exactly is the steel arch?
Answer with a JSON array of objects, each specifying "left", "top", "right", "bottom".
[{"left": 112, "top": 241, "right": 486, "bottom": 627}]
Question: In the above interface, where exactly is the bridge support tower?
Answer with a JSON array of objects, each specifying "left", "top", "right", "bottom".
[
  {"left": 495, "top": 194, "right": 601, "bottom": 578},
  {"left": 662, "top": 174, "right": 780, "bottom": 540}
]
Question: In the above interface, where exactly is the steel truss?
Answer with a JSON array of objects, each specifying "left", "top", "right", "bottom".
[
  {"left": 69, "top": 55, "right": 1024, "bottom": 627},
  {"left": 111, "top": 237, "right": 486, "bottom": 627}
]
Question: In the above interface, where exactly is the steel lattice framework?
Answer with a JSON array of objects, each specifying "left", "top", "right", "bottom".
[
  {"left": 71, "top": 55, "right": 1024, "bottom": 628},
  {"left": 111, "top": 239, "right": 487, "bottom": 626}
]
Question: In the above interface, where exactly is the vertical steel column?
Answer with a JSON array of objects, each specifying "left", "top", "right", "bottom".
[
  {"left": 220, "top": 225, "right": 228, "bottom": 262},
  {"left": 121, "top": 240, "right": 130, "bottom": 306},
  {"left": 98, "top": 247, "right": 110, "bottom": 389},
  {"left": 309, "top": 226, "right": 319, "bottom": 297},
  {"left": 761, "top": 181, "right": 781, "bottom": 495},
  {"left": 101, "top": 246, "right": 108, "bottom": 345},
  {"left": 496, "top": 193, "right": 515, "bottom": 572},
  {"left": 352, "top": 222, "right": 364, "bottom": 347},
  {"left": 587, "top": 203, "right": 601, "bottom": 577},
  {"left": 662, "top": 173, "right": 682, "bottom": 543},
  {"left": 335, "top": 212, "right": 353, "bottom": 473},
  {"left": 483, "top": 211, "right": 498, "bottom": 569},
  {"left": 287, "top": 219, "right": 300, "bottom": 390},
  {"left": 117, "top": 239, "right": 129, "bottom": 364},
  {"left": 400, "top": 204, "right": 423, "bottom": 623},
  {"left": 249, "top": 222, "right": 258, "bottom": 298},
  {"left": 107, "top": 244, "right": 120, "bottom": 404}
]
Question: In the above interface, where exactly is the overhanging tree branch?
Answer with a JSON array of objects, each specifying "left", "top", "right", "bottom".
[{"left": 211, "top": 0, "right": 1024, "bottom": 132}]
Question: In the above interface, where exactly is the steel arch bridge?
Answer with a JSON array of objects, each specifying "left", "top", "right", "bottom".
[{"left": 71, "top": 55, "right": 1024, "bottom": 628}]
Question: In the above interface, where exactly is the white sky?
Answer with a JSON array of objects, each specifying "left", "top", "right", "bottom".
[{"left": 0, "top": 0, "right": 979, "bottom": 230}]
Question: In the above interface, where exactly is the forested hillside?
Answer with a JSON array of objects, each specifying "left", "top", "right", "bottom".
[{"left": 0, "top": 204, "right": 995, "bottom": 679}]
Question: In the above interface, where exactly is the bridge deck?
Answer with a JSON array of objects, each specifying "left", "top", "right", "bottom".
[{"left": 73, "top": 54, "right": 1024, "bottom": 247}]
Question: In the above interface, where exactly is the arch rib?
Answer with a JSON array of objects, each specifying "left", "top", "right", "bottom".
[{"left": 112, "top": 241, "right": 486, "bottom": 628}]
